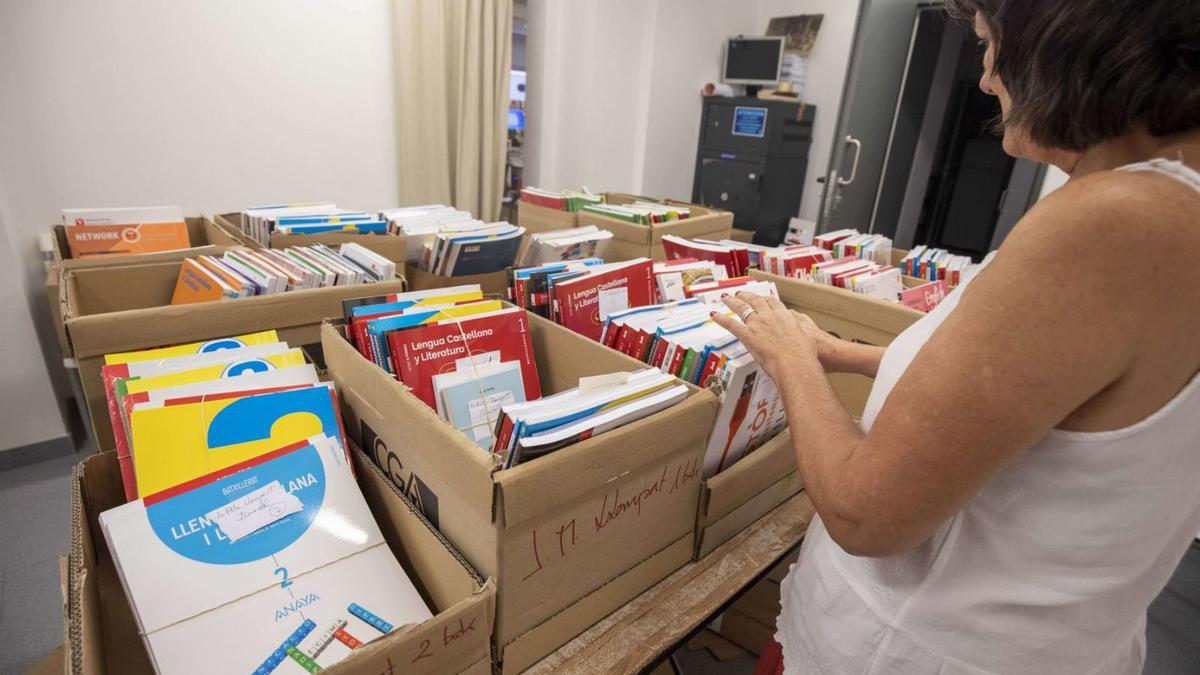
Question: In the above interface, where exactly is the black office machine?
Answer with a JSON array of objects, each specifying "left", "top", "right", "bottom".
[{"left": 692, "top": 97, "right": 815, "bottom": 246}]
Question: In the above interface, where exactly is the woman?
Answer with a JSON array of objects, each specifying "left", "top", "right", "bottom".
[{"left": 712, "top": 1, "right": 1200, "bottom": 672}]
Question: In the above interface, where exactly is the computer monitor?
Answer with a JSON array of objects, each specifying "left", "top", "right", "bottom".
[{"left": 722, "top": 36, "right": 784, "bottom": 86}]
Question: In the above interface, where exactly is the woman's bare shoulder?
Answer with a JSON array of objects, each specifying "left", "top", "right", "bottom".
[{"left": 999, "top": 167, "right": 1200, "bottom": 279}]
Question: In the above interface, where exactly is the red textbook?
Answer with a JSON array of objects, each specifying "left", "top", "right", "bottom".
[
  {"left": 388, "top": 307, "right": 541, "bottom": 409},
  {"left": 660, "top": 235, "right": 750, "bottom": 278},
  {"left": 551, "top": 259, "right": 655, "bottom": 342}
]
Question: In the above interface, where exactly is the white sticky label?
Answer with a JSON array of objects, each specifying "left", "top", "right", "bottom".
[
  {"left": 205, "top": 480, "right": 302, "bottom": 543},
  {"left": 579, "top": 372, "right": 631, "bottom": 393},
  {"left": 455, "top": 350, "right": 501, "bottom": 372},
  {"left": 597, "top": 286, "right": 630, "bottom": 320},
  {"left": 467, "top": 391, "right": 515, "bottom": 442}
]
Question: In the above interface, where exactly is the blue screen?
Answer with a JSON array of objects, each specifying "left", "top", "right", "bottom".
[{"left": 732, "top": 107, "right": 768, "bottom": 138}]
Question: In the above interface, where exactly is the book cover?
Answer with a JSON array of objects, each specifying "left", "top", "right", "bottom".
[
  {"left": 553, "top": 260, "right": 655, "bottom": 342},
  {"left": 389, "top": 307, "right": 540, "bottom": 409},
  {"left": 171, "top": 258, "right": 236, "bottom": 305},
  {"left": 366, "top": 301, "right": 503, "bottom": 373},
  {"left": 112, "top": 349, "right": 309, "bottom": 499},
  {"left": 99, "top": 435, "right": 432, "bottom": 675},
  {"left": 435, "top": 361, "right": 527, "bottom": 450},
  {"left": 702, "top": 355, "right": 786, "bottom": 478},
  {"left": 129, "top": 384, "right": 344, "bottom": 498}
]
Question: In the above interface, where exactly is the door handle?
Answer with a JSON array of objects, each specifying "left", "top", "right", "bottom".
[{"left": 837, "top": 136, "right": 863, "bottom": 187}]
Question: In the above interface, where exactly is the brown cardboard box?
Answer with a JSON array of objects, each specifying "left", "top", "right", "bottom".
[
  {"left": 695, "top": 431, "right": 805, "bottom": 559},
  {"left": 576, "top": 194, "right": 733, "bottom": 263},
  {"left": 46, "top": 217, "right": 243, "bottom": 358},
  {"left": 212, "top": 212, "right": 409, "bottom": 262},
  {"left": 62, "top": 262, "right": 406, "bottom": 449},
  {"left": 323, "top": 313, "right": 719, "bottom": 674},
  {"left": 404, "top": 264, "right": 510, "bottom": 297},
  {"left": 64, "top": 445, "right": 496, "bottom": 675},
  {"left": 516, "top": 201, "right": 579, "bottom": 234},
  {"left": 750, "top": 269, "right": 922, "bottom": 416}
]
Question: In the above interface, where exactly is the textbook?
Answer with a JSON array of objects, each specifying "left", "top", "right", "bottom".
[
  {"left": 110, "top": 349, "right": 310, "bottom": 499},
  {"left": 435, "top": 360, "right": 528, "bottom": 450},
  {"left": 428, "top": 222, "right": 526, "bottom": 276},
  {"left": 237, "top": 203, "right": 391, "bottom": 245},
  {"left": 128, "top": 383, "right": 344, "bottom": 497},
  {"left": 491, "top": 369, "right": 683, "bottom": 467},
  {"left": 170, "top": 244, "right": 396, "bottom": 304},
  {"left": 652, "top": 258, "right": 728, "bottom": 302},
  {"left": 507, "top": 259, "right": 604, "bottom": 317},
  {"left": 61, "top": 206, "right": 191, "bottom": 258},
  {"left": 519, "top": 225, "right": 614, "bottom": 265},
  {"left": 900, "top": 245, "right": 974, "bottom": 286},
  {"left": 365, "top": 300, "right": 504, "bottom": 373},
  {"left": 901, "top": 278, "right": 950, "bottom": 312},
  {"left": 581, "top": 200, "right": 690, "bottom": 225},
  {"left": 661, "top": 235, "right": 750, "bottom": 277},
  {"left": 550, "top": 258, "right": 656, "bottom": 342},
  {"left": 100, "top": 340, "right": 290, "bottom": 475},
  {"left": 703, "top": 352, "right": 786, "bottom": 478},
  {"left": 388, "top": 306, "right": 541, "bottom": 409},
  {"left": 519, "top": 187, "right": 604, "bottom": 212},
  {"left": 345, "top": 285, "right": 485, "bottom": 355},
  {"left": 99, "top": 434, "right": 433, "bottom": 675}
]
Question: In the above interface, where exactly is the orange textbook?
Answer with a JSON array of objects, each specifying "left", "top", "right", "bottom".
[
  {"left": 61, "top": 206, "right": 191, "bottom": 258},
  {"left": 171, "top": 259, "right": 239, "bottom": 305}
]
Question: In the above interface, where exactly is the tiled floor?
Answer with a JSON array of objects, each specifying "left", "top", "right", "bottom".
[{"left": 2, "top": 451, "right": 1197, "bottom": 675}]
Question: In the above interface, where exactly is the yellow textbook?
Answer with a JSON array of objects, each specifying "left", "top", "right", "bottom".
[
  {"left": 104, "top": 330, "right": 280, "bottom": 365},
  {"left": 129, "top": 384, "right": 343, "bottom": 497}
]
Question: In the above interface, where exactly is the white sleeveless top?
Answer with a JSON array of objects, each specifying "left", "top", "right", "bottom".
[{"left": 777, "top": 159, "right": 1200, "bottom": 674}]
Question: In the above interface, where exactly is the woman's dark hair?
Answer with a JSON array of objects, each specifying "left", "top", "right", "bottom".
[{"left": 946, "top": 0, "right": 1200, "bottom": 151}]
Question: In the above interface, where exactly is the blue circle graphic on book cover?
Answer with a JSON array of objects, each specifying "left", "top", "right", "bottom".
[
  {"left": 221, "top": 358, "right": 276, "bottom": 377},
  {"left": 144, "top": 442, "right": 327, "bottom": 564}
]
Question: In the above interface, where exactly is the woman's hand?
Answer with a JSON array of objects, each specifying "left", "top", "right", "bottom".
[{"left": 711, "top": 292, "right": 826, "bottom": 381}]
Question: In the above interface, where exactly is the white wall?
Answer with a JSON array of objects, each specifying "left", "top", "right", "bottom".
[
  {"left": 0, "top": 0, "right": 400, "bottom": 452},
  {"left": 526, "top": 0, "right": 863, "bottom": 221}
]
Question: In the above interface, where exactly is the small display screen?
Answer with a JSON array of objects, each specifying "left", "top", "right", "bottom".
[
  {"left": 732, "top": 107, "right": 768, "bottom": 138},
  {"left": 725, "top": 38, "right": 782, "bottom": 82}
]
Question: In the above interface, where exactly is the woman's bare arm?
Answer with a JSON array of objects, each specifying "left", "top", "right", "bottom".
[{"left": 714, "top": 172, "right": 1191, "bottom": 557}]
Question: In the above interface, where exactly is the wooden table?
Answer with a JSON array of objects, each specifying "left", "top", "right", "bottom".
[{"left": 527, "top": 492, "right": 816, "bottom": 674}]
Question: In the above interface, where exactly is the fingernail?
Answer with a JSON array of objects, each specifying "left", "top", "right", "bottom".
[{"left": 709, "top": 311, "right": 716, "bottom": 317}]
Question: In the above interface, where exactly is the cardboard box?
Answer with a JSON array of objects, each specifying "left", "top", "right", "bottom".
[
  {"left": 65, "top": 445, "right": 496, "bottom": 675},
  {"left": 750, "top": 269, "right": 922, "bottom": 416},
  {"left": 517, "top": 201, "right": 579, "bottom": 234},
  {"left": 576, "top": 193, "right": 733, "bottom": 263},
  {"left": 212, "top": 212, "right": 409, "bottom": 262},
  {"left": 323, "top": 313, "right": 719, "bottom": 674},
  {"left": 46, "top": 217, "right": 243, "bottom": 358},
  {"left": 62, "top": 261, "right": 406, "bottom": 449},
  {"left": 404, "top": 264, "right": 510, "bottom": 297}
]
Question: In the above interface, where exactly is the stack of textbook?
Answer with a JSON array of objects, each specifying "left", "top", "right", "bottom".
[
  {"left": 598, "top": 277, "right": 787, "bottom": 478},
  {"left": 519, "top": 186, "right": 604, "bottom": 212},
  {"left": 667, "top": 234, "right": 915, "bottom": 304},
  {"left": 652, "top": 258, "right": 729, "bottom": 303},
  {"left": 582, "top": 200, "right": 691, "bottom": 225},
  {"left": 340, "top": 286, "right": 688, "bottom": 465},
  {"left": 899, "top": 245, "right": 975, "bottom": 286},
  {"left": 170, "top": 243, "right": 396, "bottom": 304},
  {"left": 518, "top": 225, "right": 614, "bottom": 265},
  {"left": 390, "top": 210, "right": 525, "bottom": 277},
  {"left": 96, "top": 330, "right": 432, "bottom": 674},
  {"left": 506, "top": 258, "right": 657, "bottom": 342},
  {"left": 238, "top": 203, "right": 388, "bottom": 245}
]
